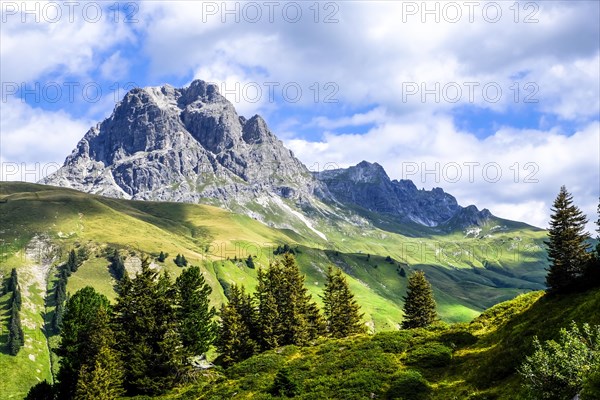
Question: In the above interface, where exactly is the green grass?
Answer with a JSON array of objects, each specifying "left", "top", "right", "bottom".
[{"left": 0, "top": 182, "right": 552, "bottom": 398}]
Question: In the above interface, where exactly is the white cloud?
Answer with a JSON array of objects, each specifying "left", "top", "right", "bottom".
[
  {"left": 135, "top": 1, "right": 599, "bottom": 118},
  {"left": 0, "top": 1, "right": 135, "bottom": 84},
  {"left": 0, "top": 100, "right": 92, "bottom": 182}
]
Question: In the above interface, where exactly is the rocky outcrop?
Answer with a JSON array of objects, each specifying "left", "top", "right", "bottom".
[
  {"left": 42, "top": 80, "right": 320, "bottom": 207},
  {"left": 316, "top": 161, "right": 491, "bottom": 227}
]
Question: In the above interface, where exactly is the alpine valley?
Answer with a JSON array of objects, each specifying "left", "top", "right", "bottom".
[{"left": 1, "top": 80, "right": 554, "bottom": 398}]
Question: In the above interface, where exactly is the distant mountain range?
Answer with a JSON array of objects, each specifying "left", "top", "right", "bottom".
[{"left": 42, "top": 79, "right": 492, "bottom": 232}]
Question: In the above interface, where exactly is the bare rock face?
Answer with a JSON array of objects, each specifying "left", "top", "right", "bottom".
[
  {"left": 316, "top": 161, "right": 491, "bottom": 228},
  {"left": 42, "top": 80, "right": 320, "bottom": 208}
]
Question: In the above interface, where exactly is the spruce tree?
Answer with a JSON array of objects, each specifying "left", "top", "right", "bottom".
[
  {"left": 217, "top": 284, "right": 257, "bottom": 365},
  {"left": 113, "top": 258, "right": 185, "bottom": 395},
  {"left": 402, "top": 271, "right": 437, "bottom": 329},
  {"left": 157, "top": 251, "right": 166, "bottom": 262},
  {"left": 174, "top": 254, "right": 182, "bottom": 267},
  {"left": 8, "top": 305, "right": 24, "bottom": 355},
  {"left": 255, "top": 254, "right": 323, "bottom": 350},
  {"left": 108, "top": 249, "right": 126, "bottom": 281},
  {"left": 246, "top": 255, "right": 255, "bottom": 269},
  {"left": 256, "top": 267, "right": 280, "bottom": 350},
  {"left": 55, "top": 287, "right": 110, "bottom": 400},
  {"left": 545, "top": 186, "right": 591, "bottom": 292},
  {"left": 175, "top": 266, "right": 216, "bottom": 356},
  {"left": 67, "top": 250, "right": 77, "bottom": 274},
  {"left": 8, "top": 267, "right": 18, "bottom": 292},
  {"left": 73, "top": 307, "right": 124, "bottom": 400},
  {"left": 322, "top": 266, "right": 366, "bottom": 338}
]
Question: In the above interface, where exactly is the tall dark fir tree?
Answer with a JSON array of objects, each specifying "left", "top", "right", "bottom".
[
  {"left": 217, "top": 284, "right": 257, "bottom": 365},
  {"left": 175, "top": 265, "right": 216, "bottom": 356},
  {"left": 402, "top": 271, "right": 437, "bottom": 329},
  {"left": 545, "top": 186, "right": 591, "bottom": 292},
  {"left": 322, "top": 266, "right": 366, "bottom": 338},
  {"left": 113, "top": 257, "right": 185, "bottom": 395}
]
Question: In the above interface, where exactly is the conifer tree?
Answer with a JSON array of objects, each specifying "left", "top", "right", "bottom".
[
  {"left": 67, "top": 250, "right": 77, "bottom": 274},
  {"left": 322, "top": 266, "right": 366, "bottom": 338},
  {"left": 8, "top": 305, "right": 24, "bottom": 355},
  {"left": 255, "top": 254, "right": 323, "bottom": 350},
  {"left": 108, "top": 249, "right": 126, "bottom": 281},
  {"left": 157, "top": 251, "right": 166, "bottom": 262},
  {"left": 113, "top": 258, "right": 185, "bottom": 395},
  {"left": 74, "top": 307, "right": 124, "bottom": 400},
  {"left": 217, "top": 284, "right": 257, "bottom": 365},
  {"left": 175, "top": 266, "right": 216, "bottom": 356},
  {"left": 246, "top": 255, "right": 255, "bottom": 269},
  {"left": 55, "top": 287, "right": 110, "bottom": 399},
  {"left": 255, "top": 267, "right": 280, "bottom": 351},
  {"left": 7, "top": 267, "right": 18, "bottom": 292},
  {"left": 402, "top": 271, "right": 437, "bottom": 329},
  {"left": 174, "top": 254, "right": 182, "bottom": 267},
  {"left": 546, "top": 186, "right": 591, "bottom": 292}
]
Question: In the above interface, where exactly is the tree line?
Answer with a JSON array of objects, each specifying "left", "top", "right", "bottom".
[{"left": 25, "top": 253, "right": 380, "bottom": 399}]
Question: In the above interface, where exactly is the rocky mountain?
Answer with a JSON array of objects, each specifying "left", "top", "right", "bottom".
[
  {"left": 42, "top": 80, "right": 322, "bottom": 207},
  {"left": 316, "top": 161, "right": 491, "bottom": 228},
  {"left": 43, "top": 79, "right": 492, "bottom": 232}
]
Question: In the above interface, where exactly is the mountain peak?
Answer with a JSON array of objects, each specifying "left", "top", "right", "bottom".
[{"left": 41, "top": 79, "right": 319, "bottom": 209}]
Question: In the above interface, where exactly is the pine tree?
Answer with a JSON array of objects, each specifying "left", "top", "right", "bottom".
[
  {"left": 55, "top": 287, "right": 110, "bottom": 399},
  {"left": 175, "top": 266, "right": 216, "bottom": 356},
  {"left": 246, "top": 255, "right": 255, "bottom": 269},
  {"left": 8, "top": 305, "right": 24, "bottom": 355},
  {"left": 255, "top": 267, "right": 280, "bottom": 351},
  {"left": 181, "top": 255, "right": 188, "bottom": 266},
  {"left": 7, "top": 271, "right": 24, "bottom": 356},
  {"left": 67, "top": 250, "right": 77, "bottom": 274},
  {"left": 255, "top": 254, "right": 323, "bottom": 350},
  {"left": 113, "top": 257, "right": 185, "bottom": 395},
  {"left": 174, "top": 254, "right": 182, "bottom": 267},
  {"left": 402, "top": 271, "right": 437, "bottom": 329},
  {"left": 73, "top": 307, "right": 124, "bottom": 400},
  {"left": 157, "top": 251, "right": 167, "bottom": 262},
  {"left": 7, "top": 267, "right": 18, "bottom": 292},
  {"left": 108, "top": 249, "right": 126, "bottom": 281},
  {"left": 322, "top": 266, "right": 366, "bottom": 338},
  {"left": 545, "top": 186, "right": 591, "bottom": 292},
  {"left": 217, "top": 284, "right": 257, "bottom": 365}
]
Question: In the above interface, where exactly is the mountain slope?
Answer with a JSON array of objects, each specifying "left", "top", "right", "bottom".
[{"left": 0, "top": 180, "right": 548, "bottom": 398}]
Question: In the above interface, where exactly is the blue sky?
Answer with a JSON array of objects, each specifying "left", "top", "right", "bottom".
[{"left": 1, "top": 0, "right": 599, "bottom": 231}]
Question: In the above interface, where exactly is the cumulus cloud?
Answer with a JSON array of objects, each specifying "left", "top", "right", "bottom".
[{"left": 0, "top": 100, "right": 92, "bottom": 181}]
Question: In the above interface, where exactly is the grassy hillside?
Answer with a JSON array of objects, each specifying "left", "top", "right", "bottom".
[
  {"left": 148, "top": 287, "right": 600, "bottom": 399},
  {"left": 0, "top": 182, "right": 549, "bottom": 398}
]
